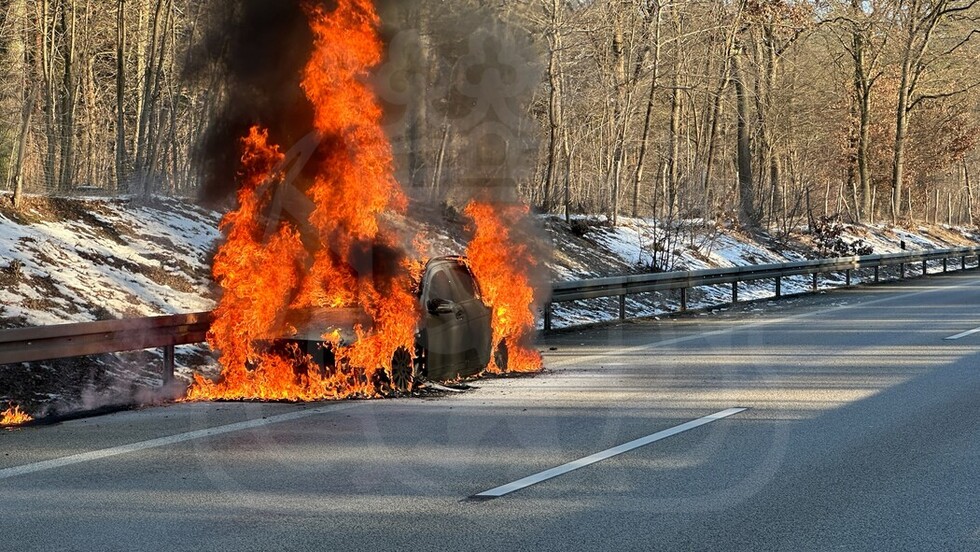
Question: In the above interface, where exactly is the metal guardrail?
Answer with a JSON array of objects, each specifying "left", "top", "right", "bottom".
[
  {"left": 0, "top": 311, "right": 212, "bottom": 382},
  {"left": 1, "top": 247, "right": 979, "bottom": 372},
  {"left": 544, "top": 246, "right": 980, "bottom": 330}
]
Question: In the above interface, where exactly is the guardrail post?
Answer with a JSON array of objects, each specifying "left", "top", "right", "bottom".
[
  {"left": 619, "top": 295, "right": 626, "bottom": 320},
  {"left": 680, "top": 288, "right": 687, "bottom": 312},
  {"left": 732, "top": 282, "right": 738, "bottom": 304},
  {"left": 963, "top": 256, "right": 967, "bottom": 270},
  {"left": 922, "top": 260, "right": 927, "bottom": 276},
  {"left": 812, "top": 273, "right": 818, "bottom": 291},
  {"left": 544, "top": 303, "right": 552, "bottom": 332},
  {"left": 775, "top": 276, "right": 781, "bottom": 298},
  {"left": 900, "top": 263, "right": 905, "bottom": 279},
  {"left": 874, "top": 266, "right": 880, "bottom": 282},
  {"left": 163, "top": 345, "right": 175, "bottom": 385},
  {"left": 845, "top": 269, "right": 851, "bottom": 286},
  {"left": 943, "top": 258, "right": 948, "bottom": 273}
]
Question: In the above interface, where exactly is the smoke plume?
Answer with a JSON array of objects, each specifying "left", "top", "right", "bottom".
[{"left": 186, "top": 1, "right": 318, "bottom": 204}]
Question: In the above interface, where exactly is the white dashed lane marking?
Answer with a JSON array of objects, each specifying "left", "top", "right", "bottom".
[
  {"left": 471, "top": 407, "right": 747, "bottom": 500},
  {"left": 945, "top": 327, "right": 980, "bottom": 340}
]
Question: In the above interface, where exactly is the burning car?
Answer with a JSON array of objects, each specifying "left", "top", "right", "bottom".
[
  {"left": 277, "top": 256, "right": 504, "bottom": 392},
  {"left": 183, "top": 1, "right": 540, "bottom": 404}
]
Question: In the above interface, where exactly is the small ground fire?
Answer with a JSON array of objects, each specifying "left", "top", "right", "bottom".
[
  {"left": 1, "top": 404, "right": 32, "bottom": 427},
  {"left": 185, "top": 0, "right": 542, "bottom": 402}
]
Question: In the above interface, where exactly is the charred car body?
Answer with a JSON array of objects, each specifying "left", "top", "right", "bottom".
[{"left": 278, "top": 256, "right": 502, "bottom": 391}]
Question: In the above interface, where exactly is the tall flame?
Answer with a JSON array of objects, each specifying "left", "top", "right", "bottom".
[
  {"left": 187, "top": 1, "right": 543, "bottom": 401},
  {"left": 1, "top": 404, "right": 33, "bottom": 427},
  {"left": 186, "top": 0, "right": 418, "bottom": 401},
  {"left": 464, "top": 201, "right": 543, "bottom": 373}
]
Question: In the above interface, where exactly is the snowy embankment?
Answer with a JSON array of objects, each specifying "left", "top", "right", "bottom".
[
  {"left": 6, "top": 198, "right": 972, "bottom": 339},
  {"left": 0, "top": 196, "right": 220, "bottom": 414},
  {"left": 543, "top": 216, "right": 980, "bottom": 328},
  {"left": 2, "top": 195, "right": 978, "bottom": 413},
  {"left": 0, "top": 196, "right": 220, "bottom": 326}
]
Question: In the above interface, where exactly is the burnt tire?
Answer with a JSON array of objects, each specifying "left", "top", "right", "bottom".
[
  {"left": 493, "top": 339, "right": 509, "bottom": 372},
  {"left": 390, "top": 346, "right": 414, "bottom": 392}
]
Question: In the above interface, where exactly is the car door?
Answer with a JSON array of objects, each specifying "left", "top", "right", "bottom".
[
  {"left": 443, "top": 263, "right": 492, "bottom": 372},
  {"left": 421, "top": 264, "right": 470, "bottom": 380}
]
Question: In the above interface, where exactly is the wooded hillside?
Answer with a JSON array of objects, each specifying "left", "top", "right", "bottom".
[{"left": 1, "top": 0, "right": 978, "bottom": 231}]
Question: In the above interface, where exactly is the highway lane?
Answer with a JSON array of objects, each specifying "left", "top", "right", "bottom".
[{"left": 3, "top": 273, "right": 980, "bottom": 551}]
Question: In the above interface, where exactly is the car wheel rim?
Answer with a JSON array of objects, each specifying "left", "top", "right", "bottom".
[{"left": 390, "top": 347, "right": 414, "bottom": 391}]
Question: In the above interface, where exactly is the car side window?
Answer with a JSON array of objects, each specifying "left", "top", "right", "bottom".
[
  {"left": 427, "top": 270, "right": 454, "bottom": 302},
  {"left": 448, "top": 265, "right": 478, "bottom": 300}
]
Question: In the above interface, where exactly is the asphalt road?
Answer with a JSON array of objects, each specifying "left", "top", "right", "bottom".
[{"left": 4, "top": 273, "right": 980, "bottom": 551}]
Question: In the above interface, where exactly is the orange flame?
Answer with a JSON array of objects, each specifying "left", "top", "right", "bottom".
[
  {"left": 186, "top": 0, "right": 418, "bottom": 401},
  {"left": 1, "top": 404, "right": 33, "bottom": 427},
  {"left": 464, "top": 201, "right": 543, "bottom": 373}
]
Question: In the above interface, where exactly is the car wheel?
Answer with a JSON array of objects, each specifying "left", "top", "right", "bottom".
[
  {"left": 390, "top": 346, "right": 414, "bottom": 392},
  {"left": 493, "top": 339, "right": 509, "bottom": 372}
]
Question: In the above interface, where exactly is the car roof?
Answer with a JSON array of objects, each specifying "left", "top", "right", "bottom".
[
  {"left": 427, "top": 255, "right": 468, "bottom": 265},
  {"left": 424, "top": 255, "right": 471, "bottom": 271}
]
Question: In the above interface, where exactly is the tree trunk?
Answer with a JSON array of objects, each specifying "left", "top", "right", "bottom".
[
  {"left": 407, "top": 2, "right": 429, "bottom": 190},
  {"left": 6, "top": 0, "right": 29, "bottom": 197},
  {"left": 431, "top": 122, "right": 450, "bottom": 199},
  {"left": 666, "top": 68, "right": 681, "bottom": 218},
  {"left": 966, "top": 159, "right": 974, "bottom": 226},
  {"left": 731, "top": 42, "right": 756, "bottom": 227},
  {"left": 134, "top": 0, "right": 169, "bottom": 196},
  {"left": 857, "top": 85, "right": 872, "bottom": 220},
  {"left": 144, "top": 0, "right": 173, "bottom": 195},
  {"left": 12, "top": 91, "right": 37, "bottom": 208},
  {"left": 543, "top": 0, "right": 564, "bottom": 213},
  {"left": 562, "top": 127, "right": 572, "bottom": 223},
  {"left": 130, "top": 0, "right": 149, "bottom": 171},
  {"left": 609, "top": 16, "right": 627, "bottom": 225},
  {"left": 891, "top": 48, "right": 912, "bottom": 223},
  {"left": 631, "top": 5, "right": 662, "bottom": 218},
  {"left": 82, "top": 10, "right": 97, "bottom": 186},
  {"left": 703, "top": 53, "right": 733, "bottom": 218},
  {"left": 116, "top": 0, "right": 128, "bottom": 191},
  {"left": 851, "top": 0, "right": 873, "bottom": 221},
  {"left": 58, "top": 0, "right": 78, "bottom": 192},
  {"left": 38, "top": 0, "right": 60, "bottom": 192}
]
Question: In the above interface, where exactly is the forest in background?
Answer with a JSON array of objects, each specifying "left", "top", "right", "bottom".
[{"left": 0, "top": 0, "right": 978, "bottom": 236}]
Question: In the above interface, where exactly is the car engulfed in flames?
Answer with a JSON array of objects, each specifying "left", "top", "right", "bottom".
[
  {"left": 183, "top": 0, "right": 542, "bottom": 404},
  {"left": 275, "top": 256, "right": 497, "bottom": 393}
]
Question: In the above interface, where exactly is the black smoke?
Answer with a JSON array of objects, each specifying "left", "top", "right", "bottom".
[{"left": 185, "top": 1, "right": 323, "bottom": 204}]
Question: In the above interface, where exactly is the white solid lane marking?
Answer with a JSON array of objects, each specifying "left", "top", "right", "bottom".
[
  {"left": 473, "top": 407, "right": 747, "bottom": 499},
  {"left": 0, "top": 403, "right": 356, "bottom": 481},
  {"left": 945, "top": 327, "right": 980, "bottom": 340}
]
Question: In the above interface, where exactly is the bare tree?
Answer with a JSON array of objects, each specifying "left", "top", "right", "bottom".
[{"left": 889, "top": 0, "right": 980, "bottom": 222}]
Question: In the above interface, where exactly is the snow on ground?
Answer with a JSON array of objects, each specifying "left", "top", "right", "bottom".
[
  {"left": 3, "top": 195, "right": 980, "bottom": 414},
  {"left": 543, "top": 216, "right": 980, "bottom": 329},
  {"left": 0, "top": 195, "right": 222, "bottom": 415},
  {"left": 0, "top": 196, "right": 220, "bottom": 326}
]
